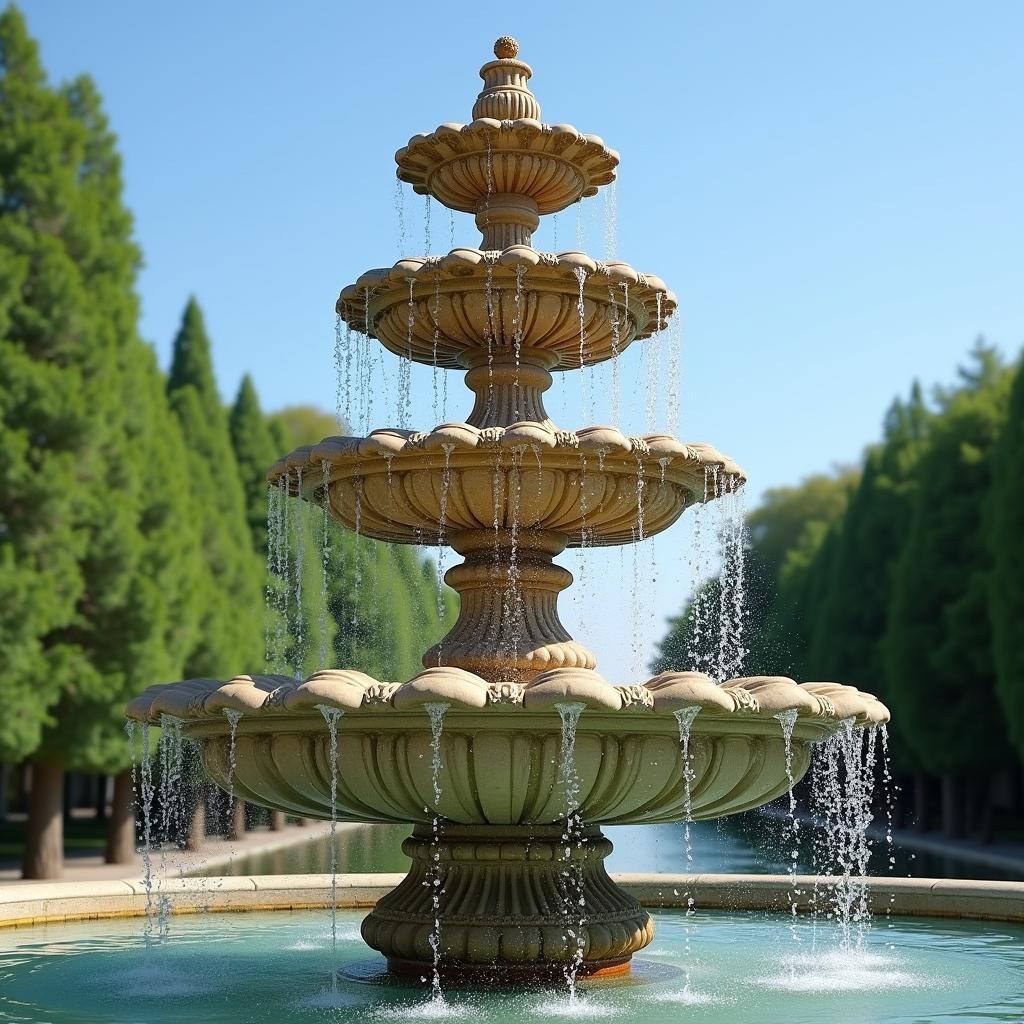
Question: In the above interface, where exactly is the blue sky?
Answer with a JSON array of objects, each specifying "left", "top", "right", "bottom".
[{"left": 20, "top": 1, "right": 1024, "bottom": 679}]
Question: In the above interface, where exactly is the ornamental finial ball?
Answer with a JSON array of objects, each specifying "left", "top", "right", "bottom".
[{"left": 493, "top": 36, "right": 519, "bottom": 59}]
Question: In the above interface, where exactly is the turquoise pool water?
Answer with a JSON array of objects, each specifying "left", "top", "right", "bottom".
[{"left": 2, "top": 909, "right": 1022, "bottom": 1022}]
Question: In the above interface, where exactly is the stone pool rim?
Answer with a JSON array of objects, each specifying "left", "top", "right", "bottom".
[{"left": 2, "top": 873, "right": 1023, "bottom": 930}]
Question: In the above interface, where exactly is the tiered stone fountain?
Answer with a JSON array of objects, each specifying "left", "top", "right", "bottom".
[{"left": 127, "top": 38, "right": 888, "bottom": 980}]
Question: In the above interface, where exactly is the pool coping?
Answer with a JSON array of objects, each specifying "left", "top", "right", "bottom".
[{"left": 2, "top": 873, "right": 1023, "bottom": 929}]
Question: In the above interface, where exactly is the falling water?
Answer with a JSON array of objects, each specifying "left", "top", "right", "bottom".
[
  {"left": 448, "top": 207, "right": 455, "bottom": 252},
  {"left": 503, "top": 447, "right": 525, "bottom": 664},
  {"left": 811, "top": 721, "right": 879, "bottom": 948},
  {"left": 333, "top": 313, "right": 345, "bottom": 429},
  {"left": 603, "top": 180, "right": 617, "bottom": 261},
  {"left": 575, "top": 199, "right": 585, "bottom": 250},
  {"left": 484, "top": 255, "right": 497, "bottom": 421},
  {"left": 776, "top": 709, "right": 801, "bottom": 932},
  {"left": 424, "top": 703, "right": 451, "bottom": 1007},
  {"left": 436, "top": 444, "right": 455, "bottom": 628},
  {"left": 715, "top": 474, "right": 747, "bottom": 682},
  {"left": 394, "top": 178, "right": 406, "bottom": 255},
  {"left": 431, "top": 271, "right": 442, "bottom": 426},
  {"left": 513, "top": 264, "right": 525, "bottom": 418},
  {"left": 317, "top": 705, "right": 344, "bottom": 955},
  {"left": 292, "top": 468, "right": 306, "bottom": 677},
  {"left": 319, "top": 461, "right": 331, "bottom": 669},
  {"left": 352, "top": 476, "right": 363, "bottom": 635},
  {"left": 608, "top": 285, "right": 621, "bottom": 425},
  {"left": 685, "top": 468, "right": 715, "bottom": 675},
  {"left": 265, "top": 482, "right": 281, "bottom": 668},
  {"left": 674, "top": 706, "right": 701, "bottom": 910},
  {"left": 576, "top": 455, "right": 590, "bottom": 636},
  {"left": 667, "top": 314, "right": 681, "bottom": 437},
  {"left": 424, "top": 193, "right": 432, "bottom": 254},
  {"left": 573, "top": 267, "right": 592, "bottom": 423},
  {"left": 134, "top": 722, "right": 156, "bottom": 942},
  {"left": 399, "top": 278, "right": 415, "bottom": 429},
  {"left": 630, "top": 459, "right": 647, "bottom": 676},
  {"left": 555, "top": 702, "right": 587, "bottom": 1002},
  {"left": 646, "top": 293, "right": 663, "bottom": 433}
]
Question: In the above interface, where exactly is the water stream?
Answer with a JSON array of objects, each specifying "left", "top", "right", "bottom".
[
  {"left": 423, "top": 703, "right": 451, "bottom": 1009},
  {"left": 555, "top": 702, "right": 587, "bottom": 1003},
  {"left": 316, "top": 705, "right": 344, "bottom": 958}
]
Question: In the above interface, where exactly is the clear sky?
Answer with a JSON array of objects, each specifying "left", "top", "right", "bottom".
[{"left": 19, "top": 1, "right": 1024, "bottom": 681}]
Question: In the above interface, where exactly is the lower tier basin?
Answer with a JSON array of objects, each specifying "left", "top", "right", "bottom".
[{"left": 2, "top": 906, "right": 1021, "bottom": 1023}]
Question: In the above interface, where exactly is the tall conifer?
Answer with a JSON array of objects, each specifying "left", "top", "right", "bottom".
[
  {"left": 167, "top": 299, "right": 263, "bottom": 677},
  {"left": 988, "top": 356, "right": 1024, "bottom": 758}
]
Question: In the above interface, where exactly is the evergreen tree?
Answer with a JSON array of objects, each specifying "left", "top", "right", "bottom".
[
  {"left": 988, "top": 355, "right": 1024, "bottom": 758},
  {"left": 229, "top": 374, "right": 279, "bottom": 554},
  {"left": 883, "top": 343, "right": 1014, "bottom": 834},
  {"left": 264, "top": 404, "right": 456, "bottom": 679},
  {"left": 167, "top": 299, "right": 263, "bottom": 677},
  {"left": 807, "top": 385, "right": 929, "bottom": 767},
  {"left": 0, "top": 9, "right": 201, "bottom": 876}
]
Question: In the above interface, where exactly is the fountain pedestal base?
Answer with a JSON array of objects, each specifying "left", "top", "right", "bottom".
[{"left": 361, "top": 824, "right": 654, "bottom": 975}]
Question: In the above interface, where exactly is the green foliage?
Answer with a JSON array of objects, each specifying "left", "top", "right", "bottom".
[
  {"left": 989, "top": 356, "right": 1024, "bottom": 757},
  {"left": 0, "top": 9, "right": 202, "bottom": 771},
  {"left": 882, "top": 343, "right": 1013, "bottom": 775},
  {"left": 167, "top": 299, "right": 264, "bottom": 678},
  {"left": 229, "top": 375, "right": 279, "bottom": 554}
]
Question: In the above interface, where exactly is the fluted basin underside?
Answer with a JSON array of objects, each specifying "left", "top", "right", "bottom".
[
  {"left": 271, "top": 422, "right": 743, "bottom": 548},
  {"left": 190, "top": 708, "right": 820, "bottom": 825},
  {"left": 337, "top": 248, "right": 674, "bottom": 370},
  {"left": 128, "top": 668, "right": 888, "bottom": 826}
]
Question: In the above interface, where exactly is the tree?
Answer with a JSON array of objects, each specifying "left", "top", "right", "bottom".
[
  {"left": 264, "top": 404, "right": 456, "bottom": 680},
  {"left": 988, "top": 354, "right": 1024, "bottom": 759},
  {"left": 806, "top": 385, "right": 930, "bottom": 772},
  {"left": 883, "top": 343, "right": 1014, "bottom": 836},
  {"left": 0, "top": 9, "right": 201, "bottom": 876},
  {"left": 167, "top": 299, "right": 264, "bottom": 678},
  {"left": 229, "top": 374, "right": 279, "bottom": 554}
]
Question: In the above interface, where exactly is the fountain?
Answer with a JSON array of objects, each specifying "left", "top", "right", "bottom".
[{"left": 125, "top": 37, "right": 889, "bottom": 980}]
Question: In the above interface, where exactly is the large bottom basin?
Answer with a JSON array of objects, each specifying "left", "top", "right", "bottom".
[{"left": 2, "top": 902, "right": 1021, "bottom": 1023}]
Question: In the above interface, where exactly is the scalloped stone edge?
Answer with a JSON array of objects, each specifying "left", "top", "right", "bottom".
[
  {"left": 265, "top": 421, "right": 745, "bottom": 488},
  {"left": 395, "top": 118, "right": 619, "bottom": 204},
  {"left": 125, "top": 667, "right": 889, "bottom": 729},
  {"left": 336, "top": 246, "right": 676, "bottom": 342}
]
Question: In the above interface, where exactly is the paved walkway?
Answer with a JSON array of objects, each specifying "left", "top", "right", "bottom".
[{"left": 0, "top": 821, "right": 338, "bottom": 885}]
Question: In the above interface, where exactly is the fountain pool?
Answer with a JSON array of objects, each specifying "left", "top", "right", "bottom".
[{"left": 2, "top": 908, "right": 1022, "bottom": 1023}]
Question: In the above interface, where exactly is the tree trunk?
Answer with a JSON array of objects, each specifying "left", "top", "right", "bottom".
[
  {"left": 185, "top": 789, "right": 206, "bottom": 852},
  {"left": 23, "top": 758, "right": 64, "bottom": 880},
  {"left": 0, "top": 763, "right": 8, "bottom": 823},
  {"left": 912, "top": 773, "right": 930, "bottom": 832},
  {"left": 269, "top": 810, "right": 286, "bottom": 832},
  {"left": 940, "top": 774, "right": 964, "bottom": 838},
  {"left": 103, "top": 770, "right": 135, "bottom": 864},
  {"left": 229, "top": 798, "right": 247, "bottom": 842}
]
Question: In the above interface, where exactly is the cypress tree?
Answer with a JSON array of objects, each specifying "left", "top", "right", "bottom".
[
  {"left": 988, "top": 355, "right": 1024, "bottom": 758},
  {"left": 229, "top": 374, "right": 279, "bottom": 555},
  {"left": 807, "top": 385, "right": 929, "bottom": 770},
  {"left": 0, "top": 9, "right": 201, "bottom": 876},
  {"left": 167, "top": 299, "right": 263, "bottom": 677},
  {"left": 883, "top": 343, "right": 1014, "bottom": 835}
]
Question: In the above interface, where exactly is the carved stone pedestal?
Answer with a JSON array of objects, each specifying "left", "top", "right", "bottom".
[{"left": 361, "top": 824, "right": 654, "bottom": 978}]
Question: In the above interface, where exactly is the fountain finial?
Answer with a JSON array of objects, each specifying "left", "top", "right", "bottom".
[
  {"left": 493, "top": 36, "right": 519, "bottom": 59},
  {"left": 473, "top": 37, "right": 539, "bottom": 121}
]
